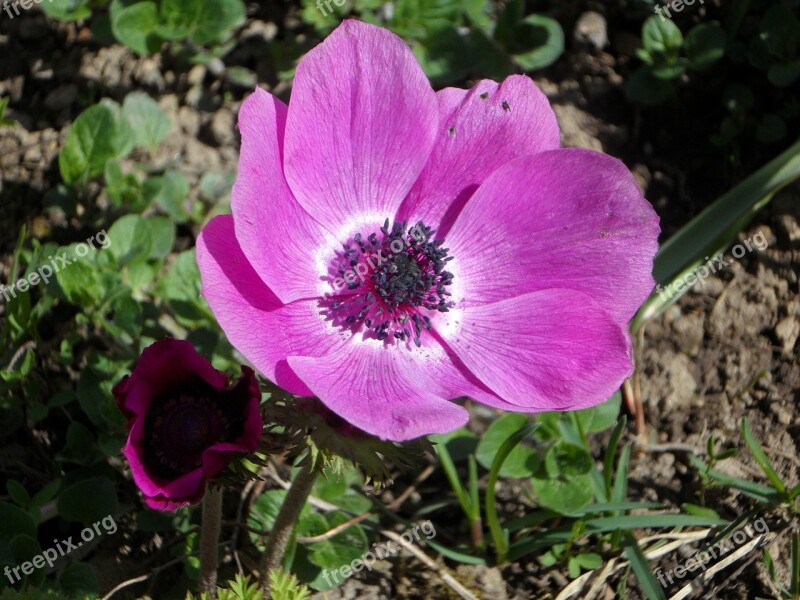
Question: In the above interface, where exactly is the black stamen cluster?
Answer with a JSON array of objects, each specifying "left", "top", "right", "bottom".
[{"left": 333, "top": 220, "right": 454, "bottom": 346}]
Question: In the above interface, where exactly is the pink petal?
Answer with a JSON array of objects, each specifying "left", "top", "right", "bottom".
[
  {"left": 196, "top": 215, "right": 347, "bottom": 396},
  {"left": 398, "top": 76, "right": 560, "bottom": 236},
  {"left": 288, "top": 342, "right": 468, "bottom": 441},
  {"left": 446, "top": 149, "right": 660, "bottom": 324},
  {"left": 123, "top": 419, "right": 205, "bottom": 501},
  {"left": 113, "top": 339, "right": 227, "bottom": 419},
  {"left": 232, "top": 87, "right": 332, "bottom": 304},
  {"left": 283, "top": 20, "right": 439, "bottom": 232},
  {"left": 439, "top": 290, "right": 632, "bottom": 411}
]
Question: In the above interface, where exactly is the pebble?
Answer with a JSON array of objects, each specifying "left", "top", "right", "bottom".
[
  {"left": 775, "top": 316, "right": 799, "bottom": 353},
  {"left": 574, "top": 11, "right": 608, "bottom": 52},
  {"left": 209, "top": 108, "right": 236, "bottom": 147},
  {"left": 775, "top": 214, "right": 800, "bottom": 245},
  {"left": 187, "top": 65, "right": 206, "bottom": 87}
]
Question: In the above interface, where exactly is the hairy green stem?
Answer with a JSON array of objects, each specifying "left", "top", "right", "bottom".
[
  {"left": 199, "top": 486, "right": 223, "bottom": 596},
  {"left": 260, "top": 463, "right": 319, "bottom": 589}
]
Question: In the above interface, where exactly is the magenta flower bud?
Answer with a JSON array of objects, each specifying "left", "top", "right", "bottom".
[{"left": 114, "top": 339, "right": 263, "bottom": 511}]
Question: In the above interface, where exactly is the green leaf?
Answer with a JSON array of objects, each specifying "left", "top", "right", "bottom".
[
  {"left": 412, "top": 27, "right": 470, "bottom": 86},
  {"left": 625, "top": 67, "right": 675, "bottom": 105},
  {"left": 622, "top": 532, "right": 665, "bottom": 600},
  {"left": 760, "top": 5, "right": 800, "bottom": 58},
  {"left": 768, "top": 60, "right": 800, "bottom": 87},
  {"left": 569, "top": 501, "right": 664, "bottom": 516},
  {"left": 573, "top": 392, "right": 622, "bottom": 433},
  {"left": 108, "top": 214, "right": 153, "bottom": 268},
  {"left": 160, "top": 249, "right": 213, "bottom": 326},
  {"left": 110, "top": 293, "right": 143, "bottom": 340},
  {"left": 40, "top": 0, "right": 92, "bottom": 21},
  {"left": 199, "top": 170, "right": 235, "bottom": 202},
  {"left": 544, "top": 442, "right": 593, "bottom": 478},
  {"left": 0, "top": 501, "right": 37, "bottom": 538},
  {"left": 110, "top": 0, "right": 163, "bottom": 56},
  {"left": 532, "top": 472, "right": 594, "bottom": 515},
  {"left": 633, "top": 137, "right": 800, "bottom": 328},
  {"left": 121, "top": 92, "right": 172, "bottom": 151},
  {"left": 104, "top": 160, "right": 149, "bottom": 210},
  {"left": 430, "top": 428, "right": 478, "bottom": 463},
  {"left": 193, "top": 0, "right": 246, "bottom": 45},
  {"left": 604, "top": 415, "right": 627, "bottom": 495},
  {"left": 434, "top": 435, "right": 475, "bottom": 520},
  {"left": 585, "top": 513, "right": 726, "bottom": 533},
  {"left": 686, "top": 24, "right": 727, "bottom": 71},
  {"left": 10, "top": 534, "right": 44, "bottom": 587},
  {"left": 741, "top": 418, "right": 787, "bottom": 498},
  {"left": 55, "top": 246, "right": 118, "bottom": 308},
  {"left": 250, "top": 490, "right": 309, "bottom": 534},
  {"left": 485, "top": 423, "right": 538, "bottom": 562},
  {"left": 60, "top": 422, "right": 98, "bottom": 466},
  {"left": 157, "top": 0, "right": 203, "bottom": 40},
  {"left": 6, "top": 481, "right": 30, "bottom": 509},
  {"left": 688, "top": 455, "right": 781, "bottom": 503},
  {"left": 150, "top": 171, "right": 190, "bottom": 222},
  {"left": 30, "top": 479, "right": 61, "bottom": 509},
  {"left": 57, "top": 477, "right": 118, "bottom": 524},
  {"left": 59, "top": 103, "right": 129, "bottom": 185},
  {"left": 642, "top": 15, "right": 683, "bottom": 58},
  {"left": 308, "top": 512, "right": 369, "bottom": 570},
  {"left": 424, "top": 537, "right": 486, "bottom": 565},
  {"left": 507, "top": 527, "right": 573, "bottom": 562},
  {"left": 476, "top": 414, "right": 538, "bottom": 478},
  {"left": 60, "top": 563, "right": 99, "bottom": 597},
  {"left": 681, "top": 503, "right": 720, "bottom": 519},
  {"left": 511, "top": 14, "right": 564, "bottom": 71},
  {"left": 146, "top": 216, "right": 176, "bottom": 259}
]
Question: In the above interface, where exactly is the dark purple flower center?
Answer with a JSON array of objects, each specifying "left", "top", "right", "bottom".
[
  {"left": 326, "top": 220, "right": 454, "bottom": 346},
  {"left": 143, "top": 384, "right": 245, "bottom": 480}
]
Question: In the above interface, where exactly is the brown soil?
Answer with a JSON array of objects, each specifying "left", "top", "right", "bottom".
[{"left": 1, "top": 2, "right": 798, "bottom": 599}]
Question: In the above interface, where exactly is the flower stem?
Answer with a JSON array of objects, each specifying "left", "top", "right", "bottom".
[
  {"left": 199, "top": 486, "right": 223, "bottom": 596},
  {"left": 260, "top": 462, "right": 318, "bottom": 588}
]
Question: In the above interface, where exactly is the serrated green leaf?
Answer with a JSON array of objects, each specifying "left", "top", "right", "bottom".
[
  {"left": 121, "top": 92, "right": 172, "bottom": 151},
  {"left": 686, "top": 24, "right": 727, "bottom": 71},
  {"left": 59, "top": 104, "right": 128, "bottom": 185},
  {"left": 110, "top": 0, "right": 163, "bottom": 56}
]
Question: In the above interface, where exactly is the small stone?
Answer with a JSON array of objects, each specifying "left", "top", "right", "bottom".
[
  {"left": 775, "top": 316, "right": 799, "bottom": 353},
  {"left": 775, "top": 215, "right": 800, "bottom": 245},
  {"left": 44, "top": 84, "right": 78, "bottom": 111},
  {"left": 178, "top": 106, "right": 201, "bottom": 137},
  {"left": 135, "top": 58, "right": 165, "bottom": 90},
  {"left": 209, "top": 108, "right": 236, "bottom": 147},
  {"left": 187, "top": 65, "right": 206, "bottom": 87},
  {"left": 574, "top": 11, "right": 608, "bottom": 52},
  {"left": 553, "top": 104, "right": 603, "bottom": 151},
  {"left": 241, "top": 20, "right": 278, "bottom": 42}
]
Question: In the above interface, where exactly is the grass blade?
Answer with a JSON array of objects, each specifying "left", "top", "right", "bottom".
[
  {"left": 622, "top": 532, "right": 666, "bottom": 600},
  {"left": 741, "top": 418, "right": 787, "bottom": 499},
  {"left": 632, "top": 137, "right": 800, "bottom": 329},
  {"left": 485, "top": 423, "right": 538, "bottom": 563}
]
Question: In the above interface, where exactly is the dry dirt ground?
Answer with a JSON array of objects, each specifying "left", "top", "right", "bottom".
[{"left": 1, "top": 3, "right": 798, "bottom": 599}]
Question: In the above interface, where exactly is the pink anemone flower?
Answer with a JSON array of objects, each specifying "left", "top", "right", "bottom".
[
  {"left": 196, "top": 20, "right": 660, "bottom": 442},
  {"left": 114, "top": 339, "right": 262, "bottom": 511}
]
